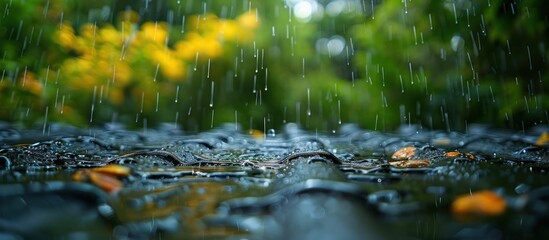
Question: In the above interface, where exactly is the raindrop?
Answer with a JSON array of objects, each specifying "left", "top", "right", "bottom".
[
  {"left": 452, "top": 3, "right": 458, "bottom": 24},
  {"left": 181, "top": 16, "right": 186, "bottom": 33},
  {"left": 527, "top": 45, "right": 532, "bottom": 70},
  {"left": 211, "top": 109, "right": 214, "bottom": 128},
  {"left": 371, "top": 0, "right": 375, "bottom": 19},
  {"left": 207, "top": 58, "right": 211, "bottom": 78},
  {"left": 175, "top": 85, "right": 179, "bottom": 103},
  {"left": 255, "top": 49, "right": 259, "bottom": 73},
  {"left": 264, "top": 68, "right": 268, "bottom": 91},
  {"left": 302, "top": 58, "right": 305, "bottom": 78},
  {"left": 429, "top": 14, "right": 433, "bottom": 30},
  {"left": 42, "top": 106, "right": 49, "bottom": 135},
  {"left": 210, "top": 81, "right": 214, "bottom": 108},
  {"left": 43, "top": 0, "right": 50, "bottom": 18},
  {"left": 99, "top": 86, "right": 104, "bottom": 104},
  {"left": 194, "top": 52, "right": 199, "bottom": 71},
  {"left": 413, "top": 25, "right": 417, "bottom": 45},
  {"left": 524, "top": 96, "right": 530, "bottom": 113},
  {"left": 155, "top": 92, "right": 160, "bottom": 112},
  {"left": 90, "top": 86, "right": 97, "bottom": 123},
  {"left": 466, "top": 8, "right": 470, "bottom": 27},
  {"left": 234, "top": 57, "right": 239, "bottom": 77},
  {"left": 267, "top": 129, "right": 276, "bottom": 137},
  {"left": 261, "top": 48, "right": 265, "bottom": 70},
  {"left": 338, "top": 100, "right": 342, "bottom": 124},
  {"left": 307, "top": 88, "right": 311, "bottom": 116},
  {"left": 399, "top": 75, "right": 404, "bottom": 93},
  {"left": 409, "top": 62, "right": 413, "bottom": 84},
  {"left": 140, "top": 92, "right": 144, "bottom": 113},
  {"left": 153, "top": 63, "right": 159, "bottom": 82},
  {"left": 174, "top": 111, "right": 179, "bottom": 126}
]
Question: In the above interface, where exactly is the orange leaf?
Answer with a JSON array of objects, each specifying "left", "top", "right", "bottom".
[
  {"left": 391, "top": 146, "right": 416, "bottom": 160},
  {"left": 389, "top": 159, "right": 431, "bottom": 168},
  {"left": 444, "top": 151, "right": 475, "bottom": 160},
  {"left": 248, "top": 129, "right": 264, "bottom": 140},
  {"left": 72, "top": 169, "right": 90, "bottom": 181},
  {"left": 91, "top": 164, "right": 131, "bottom": 177},
  {"left": 451, "top": 190, "right": 506, "bottom": 216},
  {"left": 89, "top": 172, "right": 124, "bottom": 193},
  {"left": 535, "top": 132, "right": 549, "bottom": 146}
]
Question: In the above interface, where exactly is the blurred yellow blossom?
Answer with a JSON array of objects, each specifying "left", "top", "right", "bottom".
[
  {"left": 54, "top": 23, "right": 76, "bottom": 49},
  {"left": 238, "top": 10, "right": 260, "bottom": 30},
  {"left": 99, "top": 26, "right": 123, "bottom": 46},
  {"left": 151, "top": 49, "right": 185, "bottom": 80},
  {"left": 175, "top": 32, "right": 222, "bottom": 60},
  {"left": 19, "top": 72, "right": 43, "bottom": 96},
  {"left": 48, "top": 10, "right": 259, "bottom": 125},
  {"left": 140, "top": 22, "right": 169, "bottom": 44}
]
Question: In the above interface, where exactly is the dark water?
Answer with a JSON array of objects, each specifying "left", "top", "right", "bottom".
[{"left": 1, "top": 122, "right": 549, "bottom": 239}]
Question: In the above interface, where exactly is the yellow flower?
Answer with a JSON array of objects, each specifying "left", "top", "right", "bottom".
[
  {"left": 80, "top": 23, "right": 97, "bottom": 40},
  {"left": 54, "top": 23, "right": 76, "bottom": 49},
  {"left": 140, "top": 22, "right": 168, "bottom": 44},
  {"left": 152, "top": 49, "right": 185, "bottom": 80},
  {"left": 19, "top": 71, "right": 43, "bottom": 95},
  {"left": 174, "top": 40, "right": 196, "bottom": 60},
  {"left": 112, "top": 61, "right": 131, "bottom": 86},
  {"left": 98, "top": 25, "right": 122, "bottom": 46},
  {"left": 175, "top": 33, "right": 222, "bottom": 60},
  {"left": 236, "top": 11, "right": 260, "bottom": 42},
  {"left": 218, "top": 20, "right": 240, "bottom": 41},
  {"left": 238, "top": 10, "right": 260, "bottom": 30}
]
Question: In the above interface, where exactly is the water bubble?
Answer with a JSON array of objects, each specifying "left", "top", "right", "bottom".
[
  {"left": 326, "top": 0, "right": 346, "bottom": 17},
  {"left": 451, "top": 35, "right": 464, "bottom": 52}
]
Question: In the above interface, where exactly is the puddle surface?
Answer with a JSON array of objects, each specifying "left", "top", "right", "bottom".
[{"left": 1, "top": 123, "right": 549, "bottom": 239}]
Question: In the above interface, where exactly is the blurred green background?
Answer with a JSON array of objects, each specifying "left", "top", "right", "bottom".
[{"left": 0, "top": 0, "right": 548, "bottom": 132}]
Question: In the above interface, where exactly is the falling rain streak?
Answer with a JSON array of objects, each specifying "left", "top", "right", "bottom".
[{"left": 0, "top": 0, "right": 546, "bottom": 135}]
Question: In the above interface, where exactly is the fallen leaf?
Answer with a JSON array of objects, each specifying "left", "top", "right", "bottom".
[
  {"left": 72, "top": 169, "right": 91, "bottom": 181},
  {"left": 444, "top": 151, "right": 475, "bottom": 160},
  {"left": 73, "top": 165, "right": 130, "bottom": 193},
  {"left": 535, "top": 132, "right": 549, "bottom": 146},
  {"left": 248, "top": 129, "right": 264, "bottom": 140},
  {"left": 451, "top": 190, "right": 506, "bottom": 216},
  {"left": 89, "top": 172, "right": 124, "bottom": 193},
  {"left": 391, "top": 146, "right": 416, "bottom": 160},
  {"left": 389, "top": 159, "right": 431, "bottom": 168},
  {"left": 91, "top": 164, "right": 131, "bottom": 177}
]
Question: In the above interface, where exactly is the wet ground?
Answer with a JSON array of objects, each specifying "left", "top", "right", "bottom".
[{"left": 1, "top": 122, "right": 549, "bottom": 239}]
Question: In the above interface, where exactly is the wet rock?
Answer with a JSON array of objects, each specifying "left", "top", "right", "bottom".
[
  {"left": 0, "top": 182, "right": 110, "bottom": 239},
  {"left": 0, "top": 156, "right": 11, "bottom": 169}
]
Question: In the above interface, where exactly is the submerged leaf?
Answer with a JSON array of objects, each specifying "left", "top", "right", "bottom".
[
  {"left": 90, "top": 165, "right": 131, "bottom": 177},
  {"left": 72, "top": 165, "right": 130, "bottom": 193},
  {"left": 451, "top": 190, "right": 506, "bottom": 216},
  {"left": 88, "top": 172, "right": 124, "bottom": 193}
]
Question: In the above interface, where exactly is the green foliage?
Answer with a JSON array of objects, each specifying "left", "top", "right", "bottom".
[{"left": 0, "top": 0, "right": 548, "bottom": 132}]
